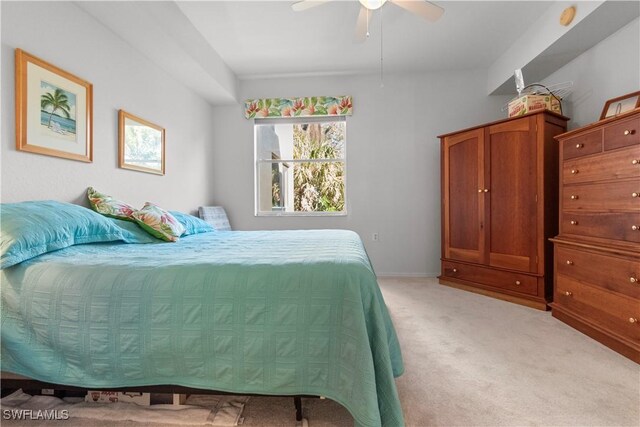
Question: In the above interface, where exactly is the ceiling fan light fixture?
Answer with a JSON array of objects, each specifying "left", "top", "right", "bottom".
[{"left": 359, "top": 0, "right": 387, "bottom": 10}]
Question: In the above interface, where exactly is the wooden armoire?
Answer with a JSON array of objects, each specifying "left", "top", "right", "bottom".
[{"left": 439, "top": 111, "right": 569, "bottom": 310}]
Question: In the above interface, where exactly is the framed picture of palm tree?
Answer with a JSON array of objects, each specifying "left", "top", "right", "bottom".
[{"left": 15, "top": 49, "right": 93, "bottom": 162}]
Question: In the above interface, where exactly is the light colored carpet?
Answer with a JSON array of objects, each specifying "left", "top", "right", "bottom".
[
  {"left": 382, "top": 277, "right": 639, "bottom": 427},
  {"left": 3, "top": 278, "right": 638, "bottom": 426}
]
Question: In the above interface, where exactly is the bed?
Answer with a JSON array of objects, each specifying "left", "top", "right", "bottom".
[{"left": 1, "top": 209, "right": 405, "bottom": 427}]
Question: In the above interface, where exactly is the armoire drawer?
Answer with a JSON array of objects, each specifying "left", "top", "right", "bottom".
[
  {"left": 554, "top": 275, "right": 640, "bottom": 342},
  {"left": 604, "top": 116, "right": 640, "bottom": 151},
  {"left": 561, "top": 211, "right": 640, "bottom": 244},
  {"left": 555, "top": 246, "right": 640, "bottom": 299},
  {"left": 563, "top": 130, "right": 602, "bottom": 160},
  {"left": 442, "top": 261, "right": 537, "bottom": 296},
  {"left": 563, "top": 146, "right": 640, "bottom": 184},
  {"left": 562, "top": 180, "right": 640, "bottom": 210}
]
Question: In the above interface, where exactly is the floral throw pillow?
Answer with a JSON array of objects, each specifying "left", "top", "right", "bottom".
[
  {"left": 87, "top": 187, "right": 136, "bottom": 221},
  {"left": 131, "top": 202, "right": 185, "bottom": 242}
]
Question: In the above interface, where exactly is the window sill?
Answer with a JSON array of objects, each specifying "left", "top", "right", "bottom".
[{"left": 255, "top": 211, "right": 347, "bottom": 217}]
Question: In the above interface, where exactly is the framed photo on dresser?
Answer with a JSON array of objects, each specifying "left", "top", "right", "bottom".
[{"left": 600, "top": 91, "right": 640, "bottom": 120}]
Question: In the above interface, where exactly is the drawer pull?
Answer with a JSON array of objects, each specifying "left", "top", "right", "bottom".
[
  {"left": 633, "top": 159, "right": 639, "bottom": 165},
  {"left": 632, "top": 225, "right": 639, "bottom": 231},
  {"left": 562, "top": 291, "right": 573, "bottom": 297},
  {"left": 624, "top": 129, "right": 635, "bottom": 136},
  {"left": 570, "top": 195, "right": 579, "bottom": 200},
  {"left": 571, "top": 169, "right": 579, "bottom": 174},
  {"left": 633, "top": 192, "right": 640, "bottom": 198},
  {"left": 570, "top": 220, "right": 578, "bottom": 225},
  {"left": 483, "top": 189, "right": 489, "bottom": 193},
  {"left": 515, "top": 280, "right": 521, "bottom": 285},
  {"left": 478, "top": 189, "right": 483, "bottom": 193},
  {"left": 631, "top": 277, "right": 638, "bottom": 283},
  {"left": 630, "top": 318, "right": 638, "bottom": 324},
  {"left": 452, "top": 268, "right": 458, "bottom": 273},
  {"left": 575, "top": 143, "right": 583, "bottom": 149},
  {"left": 566, "top": 260, "right": 573, "bottom": 265}
]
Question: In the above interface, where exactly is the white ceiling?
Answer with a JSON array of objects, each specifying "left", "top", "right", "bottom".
[
  {"left": 78, "top": 1, "right": 637, "bottom": 104},
  {"left": 177, "top": 1, "right": 554, "bottom": 79}
]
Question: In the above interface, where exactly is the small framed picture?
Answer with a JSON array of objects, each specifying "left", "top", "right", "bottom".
[
  {"left": 600, "top": 91, "right": 640, "bottom": 120},
  {"left": 118, "top": 110, "right": 165, "bottom": 175},
  {"left": 15, "top": 49, "right": 93, "bottom": 162}
]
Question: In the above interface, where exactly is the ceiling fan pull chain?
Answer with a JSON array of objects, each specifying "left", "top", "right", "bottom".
[{"left": 366, "top": 8, "right": 370, "bottom": 38}]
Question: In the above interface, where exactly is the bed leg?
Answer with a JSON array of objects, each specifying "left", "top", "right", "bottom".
[
  {"left": 294, "top": 396, "right": 303, "bottom": 421},
  {"left": 172, "top": 393, "right": 187, "bottom": 405}
]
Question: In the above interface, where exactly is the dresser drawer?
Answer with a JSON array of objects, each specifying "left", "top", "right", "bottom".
[
  {"left": 561, "top": 211, "right": 640, "bottom": 243},
  {"left": 604, "top": 116, "right": 640, "bottom": 151},
  {"left": 563, "top": 130, "right": 602, "bottom": 160},
  {"left": 562, "top": 180, "right": 640, "bottom": 210},
  {"left": 442, "top": 261, "right": 537, "bottom": 296},
  {"left": 563, "top": 146, "right": 640, "bottom": 184},
  {"left": 555, "top": 246, "right": 640, "bottom": 299},
  {"left": 554, "top": 275, "right": 640, "bottom": 342}
]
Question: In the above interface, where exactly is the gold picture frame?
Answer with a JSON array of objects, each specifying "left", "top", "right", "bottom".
[
  {"left": 15, "top": 49, "right": 93, "bottom": 162},
  {"left": 600, "top": 91, "right": 640, "bottom": 120},
  {"left": 118, "top": 110, "right": 165, "bottom": 175}
]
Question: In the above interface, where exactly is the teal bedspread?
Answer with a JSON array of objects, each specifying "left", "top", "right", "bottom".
[{"left": 1, "top": 230, "right": 404, "bottom": 426}]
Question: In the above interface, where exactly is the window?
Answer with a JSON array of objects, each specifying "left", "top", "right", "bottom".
[{"left": 255, "top": 117, "right": 346, "bottom": 216}]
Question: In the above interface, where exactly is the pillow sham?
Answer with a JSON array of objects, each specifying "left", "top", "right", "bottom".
[
  {"left": 170, "top": 211, "right": 215, "bottom": 236},
  {"left": 1, "top": 200, "right": 136, "bottom": 269},
  {"left": 109, "top": 218, "right": 161, "bottom": 244},
  {"left": 131, "top": 203, "right": 185, "bottom": 242},
  {"left": 87, "top": 187, "right": 136, "bottom": 221}
]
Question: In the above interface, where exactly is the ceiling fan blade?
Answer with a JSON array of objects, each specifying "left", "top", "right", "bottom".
[
  {"left": 354, "top": 5, "right": 372, "bottom": 43},
  {"left": 389, "top": 0, "right": 444, "bottom": 22},
  {"left": 291, "top": 0, "right": 332, "bottom": 12}
]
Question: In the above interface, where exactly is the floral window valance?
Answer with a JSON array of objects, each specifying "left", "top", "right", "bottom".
[{"left": 244, "top": 96, "right": 353, "bottom": 119}]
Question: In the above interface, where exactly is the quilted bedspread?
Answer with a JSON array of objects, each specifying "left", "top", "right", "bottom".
[{"left": 1, "top": 230, "right": 404, "bottom": 426}]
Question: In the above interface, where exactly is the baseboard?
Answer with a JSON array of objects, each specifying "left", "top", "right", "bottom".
[{"left": 376, "top": 272, "right": 439, "bottom": 278}]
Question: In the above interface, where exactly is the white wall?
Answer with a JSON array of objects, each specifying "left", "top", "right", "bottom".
[
  {"left": 1, "top": 2, "right": 216, "bottom": 213},
  {"left": 543, "top": 17, "right": 640, "bottom": 129},
  {"left": 487, "top": 0, "right": 604, "bottom": 94},
  {"left": 211, "top": 71, "right": 511, "bottom": 276},
  {"left": 210, "top": 16, "right": 639, "bottom": 277}
]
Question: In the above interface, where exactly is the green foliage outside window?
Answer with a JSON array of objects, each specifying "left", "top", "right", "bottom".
[{"left": 291, "top": 122, "right": 345, "bottom": 212}]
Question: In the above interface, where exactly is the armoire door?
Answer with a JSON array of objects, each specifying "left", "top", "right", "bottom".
[
  {"left": 443, "top": 128, "right": 485, "bottom": 264},
  {"left": 485, "top": 116, "right": 537, "bottom": 272}
]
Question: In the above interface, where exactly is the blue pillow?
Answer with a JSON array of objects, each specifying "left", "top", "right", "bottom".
[
  {"left": 170, "top": 211, "right": 215, "bottom": 236},
  {"left": 1, "top": 200, "right": 137, "bottom": 269},
  {"left": 109, "top": 218, "right": 161, "bottom": 244}
]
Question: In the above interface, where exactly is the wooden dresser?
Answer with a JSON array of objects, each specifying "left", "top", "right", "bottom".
[
  {"left": 439, "top": 111, "right": 569, "bottom": 310},
  {"left": 550, "top": 111, "right": 640, "bottom": 363}
]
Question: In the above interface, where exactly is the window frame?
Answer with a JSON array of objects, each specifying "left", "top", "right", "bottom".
[{"left": 254, "top": 116, "right": 348, "bottom": 217}]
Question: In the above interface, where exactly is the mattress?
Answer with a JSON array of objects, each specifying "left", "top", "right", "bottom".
[{"left": 1, "top": 229, "right": 404, "bottom": 427}]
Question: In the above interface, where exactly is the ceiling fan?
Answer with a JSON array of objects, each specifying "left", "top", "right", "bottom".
[{"left": 292, "top": 0, "right": 444, "bottom": 42}]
